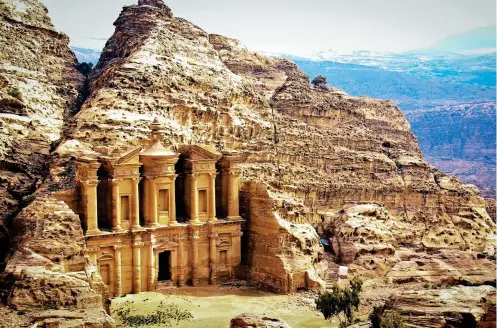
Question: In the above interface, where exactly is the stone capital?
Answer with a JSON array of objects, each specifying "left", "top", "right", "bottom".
[
  {"left": 231, "top": 230, "right": 244, "bottom": 237},
  {"left": 131, "top": 177, "right": 143, "bottom": 183},
  {"left": 113, "top": 244, "right": 124, "bottom": 251},
  {"left": 110, "top": 178, "right": 121, "bottom": 185},
  {"left": 132, "top": 242, "right": 145, "bottom": 248},
  {"left": 208, "top": 233, "right": 219, "bottom": 240},
  {"left": 189, "top": 173, "right": 197, "bottom": 178}
]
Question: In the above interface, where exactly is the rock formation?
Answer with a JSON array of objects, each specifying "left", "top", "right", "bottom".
[
  {"left": 240, "top": 182, "right": 326, "bottom": 293},
  {"left": 53, "top": 0, "right": 496, "bottom": 320},
  {"left": 230, "top": 313, "right": 291, "bottom": 328},
  {"left": 0, "top": 0, "right": 85, "bottom": 268},
  {"left": 0, "top": 0, "right": 494, "bottom": 326},
  {"left": 389, "top": 285, "right": 496, "bottom": 328},
  {"left": 1, "top": 198, "right": 114, "bottom": 327}
]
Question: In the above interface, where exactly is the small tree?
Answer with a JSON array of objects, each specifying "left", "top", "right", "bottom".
[{"left": 315, "top": 276, "right": 363, "bottom": 326}]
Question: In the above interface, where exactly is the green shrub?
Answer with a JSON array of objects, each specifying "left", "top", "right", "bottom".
[
  {"left": 381, "top": 311, "right": 405, "bottom": 328},
  {"left": 369, "top": 304, "right": 405, "bottom": 328},
  {"left": 315, "top": 277, "right": 363, "bottom": 326},
  {"left": 114, "top": 300, "right": 193, "bottom": 327}
]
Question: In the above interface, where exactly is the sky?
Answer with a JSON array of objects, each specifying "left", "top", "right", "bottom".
[{"left": 42, "top": 0, "right": 496, "bottom": 56}]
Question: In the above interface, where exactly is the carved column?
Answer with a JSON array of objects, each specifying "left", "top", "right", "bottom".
[
  {"left": 82, "top": 180, "right": 100, "bottom": 234},
  {"left": 232, "top": 230, "right": 243, "bottom": 276},
  {"left": 208, "top": 173, "right": 217, "bottom": 222},
  {"left": 178, "top": 237, "right": 185, "bottom": 286},
  {"left": 227, "top": 170, "right": 240, "bottom": 220},
  {"left": 190, "top": 228, "right": 199, "bottom": 286},
  {"left": 132, "top": 236, "right": 143, "bottom": 294},
  {"left": 209, "top": 233, "right": 218, "bottom": 285},
  {"left": 147, "top": 235, "right": 156, "bottom": 291},
  {"left": 148, "top": 177, "right": 159, "bottom": 227},
  {"left": 190, "top": 174, "right": 200, "bottom": 224},
  {"left": 170, "top": 175, "right": 177, "bottom": 225},
  {"left": 113, "top": 245, "right": 123, "bottom": 297},
  {"left": 111, "top": 179, "right": 123, "bottom": 231},
  {"left": 131, "top": 178, "right": 142, "bottom": 230}
]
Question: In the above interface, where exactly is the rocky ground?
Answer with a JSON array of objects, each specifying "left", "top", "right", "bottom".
[{"left": 0, "top": 0, "right": 494, "bottom": 327}]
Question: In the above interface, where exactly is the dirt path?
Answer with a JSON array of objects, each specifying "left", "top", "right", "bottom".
[{"left": 111, "top": 286, "right": 337, "bottom": 327}]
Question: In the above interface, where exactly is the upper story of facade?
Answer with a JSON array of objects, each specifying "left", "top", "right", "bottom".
[{"left": 72, "top": 119, "right": 242, "bottom": 236}]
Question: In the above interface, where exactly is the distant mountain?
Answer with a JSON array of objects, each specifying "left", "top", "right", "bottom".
[
  {"left": 71, "top": 46, "right": 101, "bottom": 65},
  {"left": 428, "top": 24, "right": 496, "bottom": 53}
]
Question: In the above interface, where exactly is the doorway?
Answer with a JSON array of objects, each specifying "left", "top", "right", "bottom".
[{"left": 158, "top": 251, "right": 171, "bottom": 281}]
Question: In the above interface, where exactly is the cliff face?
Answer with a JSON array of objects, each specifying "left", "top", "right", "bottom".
[
  {"left": 53, "top": 2, "right": 495, "bottom": 317},
  {"left": 405, "top": 101, "right": 496, "bottom": 198},
  {"left": 0, "top": 1, "right": 113, "bottom": 326},
  {"left": 0, "top": 0, "right": 85, "bottom": 265},
  {"left": 59, "top": 0, "right": 493, "bottom": 248}
]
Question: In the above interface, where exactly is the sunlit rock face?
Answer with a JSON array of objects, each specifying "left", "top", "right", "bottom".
[
  {"left": 55, "top": 0, "right": 494, "bottom": 289},
  {"left": 0, "top": 0, "right": 84, "bottom": 229}
]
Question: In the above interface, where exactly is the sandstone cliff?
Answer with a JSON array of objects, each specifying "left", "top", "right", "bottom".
[
  {"left": 1, "top": 0, "right": 495, "bottom": 326},
  {"left": 0, "top": 0, "right": 85, "bottom": 268},
  {"left": 0, "top": 0, "right": 113, "bottom": 326}
]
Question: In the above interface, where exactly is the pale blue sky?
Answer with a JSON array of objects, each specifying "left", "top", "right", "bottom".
[{"left": 42, "top": 0, "right": 496, "bottom": 55}]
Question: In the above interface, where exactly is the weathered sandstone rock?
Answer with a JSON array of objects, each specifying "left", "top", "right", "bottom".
[
  {"left": 0, "top": 0, "right": 85, "bottom": 268},
  {"left": 230, "top": 313, "right": 292, "bottom": 328},
  {"left": 240, "top": 182, "right": 326, "bottom": 293},
  {"left": 389, "top": 285, "right": 496, "bottom": 328},
  {"left": 0, "top": 197, "right": 114, "bottom": 326}
]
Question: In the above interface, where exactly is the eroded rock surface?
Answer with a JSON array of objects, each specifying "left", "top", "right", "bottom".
[
  {"left": 0, "top": 0, "right": 85, "bottom": 268},
  {"left": 0, "top": 197, "right": 114, "bottom": 327},
  {"left": 389, "top": 285, "right": 496, "bottom": 328},
  {"left": 240, "top": 182, "right": 326, "bottom": 293},
  {"left": 230, "top": 313, "right": 292, "bottom": 328}
]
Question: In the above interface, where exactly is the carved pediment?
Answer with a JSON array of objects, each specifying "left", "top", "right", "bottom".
[
  {"left": 116, "top": 147, "right": 142, "bottom": 164},
  {"left": 179, "top": 145, "right": 221, "bottom": 161}
]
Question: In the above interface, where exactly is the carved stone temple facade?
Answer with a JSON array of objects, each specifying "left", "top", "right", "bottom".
[{"left": 71, "top": 121, "right": 243, "bottom": 296}]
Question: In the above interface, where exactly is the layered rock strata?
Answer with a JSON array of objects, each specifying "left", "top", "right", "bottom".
[
  {"left": 389, "top": 285, "right": 496, "bottom": 328},
  {"left": 240, "top": 182, "right": 326, "bottom": 293},
  {"left": 0, "top": 0, "right": 85, "bottom": 267},
  {"left": 1, "top": 198, "right": 114, "bottom": 327}
]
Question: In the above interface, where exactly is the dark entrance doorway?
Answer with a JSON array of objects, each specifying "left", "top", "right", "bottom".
[{"left": 158, "top": 251, "right": 171, "bottom": 281}]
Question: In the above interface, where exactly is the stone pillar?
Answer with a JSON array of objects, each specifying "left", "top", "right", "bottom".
[
  {"left": 209, "top": 233, "right": 217, "bottom": 285},
  {"left": 111, "top": 179, "right": 123, "bottom": 231},
  {"left": 131, "top": 178, "right": 142, "bottom": 230},
  {"left": 132, "top": 236, "right": 143, "bottom": 294},
  {"left": 170, "top": 175, "right": 177, "bottom": 225},
  {"left": 190, "top": 174, "right": 200, "bottom": 224},
  {"left": 148, "top": 177, "right": 160, "bottom": 227},
  {"left": 227, "top": 170, "right": 240, "bottom": 220},
  {"left": 113, "top": 245, "right": 123, "bottom": 297},
  {"left": 208, "top": 173, "right": 217, "bottom": 222},
  {"left": 232, "top": 230, "right": 243, "bottom": 276},
  {"left": 82, "top": 180, "right": 100, "bottom": 234},
  {"left": 178, "top": 237, "right": 185, "bottom": 286},
  {"left": 190, "top": 228, "right": 199, "bottom": 286},
  {"left": 148, "top": 235, "right": 156, "bottom": 291}
]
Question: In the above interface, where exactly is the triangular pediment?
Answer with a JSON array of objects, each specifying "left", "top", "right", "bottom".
[
  {"left": 113, "top": 147, "right": 142, "bottom": 165},
  {"left": 179, "top": 145, "right": 221, "bottom": 161}
]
